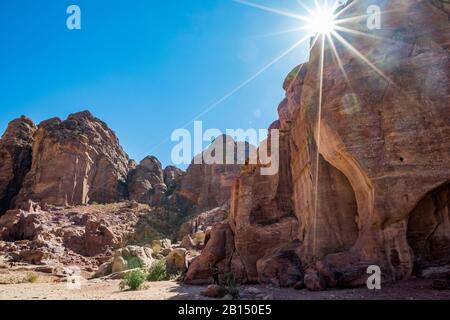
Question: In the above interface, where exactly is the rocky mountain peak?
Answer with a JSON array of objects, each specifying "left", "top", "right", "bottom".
[
  {"left": 0, "top": 117, "right": 37, "bottom": 215},
  {"left": 14, "top": 112, "right": 130, "bottom": 207},
  {"left": 1, "top": 116, "right": 36, "bottom": 147}
]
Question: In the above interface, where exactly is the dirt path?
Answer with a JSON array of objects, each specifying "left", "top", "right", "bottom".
[
  {"left": 0, "top": 279, "right": 206, "bottom": 300},
  {"left": 1, "top": 275, "right": 450, "bottom": 300}
]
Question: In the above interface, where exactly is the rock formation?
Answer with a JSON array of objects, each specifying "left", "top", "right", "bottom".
[
  {"left": 187, "top": 0, "right": 450, "bottom": 288},
  {"left": 185, "top": 221, "right": 236, "bottom": 284},
  {"left": 0, "top": 202, "right": 148, "bottom": 269},
  {"left": 295, "top": 0, "right": 450, "bottom": 281},
  {"left": 177, "top": 135, "right": 254, "bottom": 214},
  {"left": 0, "top": 117, "right": 36, "bottom": 215},
  {"left": 15, "top": 111, "right": 130, "bottom": 207},
  {"left": 127, "top": 157, "right": 186, "bottom": 208},
  {"left": 128, "top": 156, "right": 167, "bottom": 205},
  {"left": 164, "top": 166, "right": 185, "bottom": 195}
]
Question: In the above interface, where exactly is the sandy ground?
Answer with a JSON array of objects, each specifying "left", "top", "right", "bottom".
[{"left": 1, "top": 269, "right": 450, "bottom": 300}]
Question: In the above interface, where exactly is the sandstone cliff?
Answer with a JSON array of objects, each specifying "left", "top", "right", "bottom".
[
  {"left": 176, "top": 135, "right": 254, "bottom": 214},
  {"left": 187, "top": 0, "right": 450, "bottom": 288},
  {"left": 295, "top": 0, "right": 450, "bottom": 282},
  {"left": 15, "top": 111, "right": 130, "bottom": 207}
]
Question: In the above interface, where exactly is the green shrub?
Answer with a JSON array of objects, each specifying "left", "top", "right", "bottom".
[
  {"left": 147, "top": 259, "right": 171, "bottom": 282},
  {"left": 23, "top": 273, "right": 39, "bottom": 283},
  {"left": 119, "top": 269, "right": 147, "bottom": 291}
]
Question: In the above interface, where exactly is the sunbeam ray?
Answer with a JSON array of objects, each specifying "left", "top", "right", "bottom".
[
  {"left": 334, "top": 25, "right": 399, "bottom": 44},
  {"left": 331, "top": 30, "right": 397, "bottom": 87},
  {"left": 147, "top": 34, "right": 312, "bottom": 153},
  {"left": 326, "top": 32, "right": 353, "bottom": 90},
  {"left": 334, "top": 13, "right": 371, "bottom": 25},
  {"left": 254, "top": 25, "right": 312, "bottom": 39},
  {"left": 313, "top": 33, "right": 326, "bottom": 261},
  {"left": 296, "top": 0, "right": 314, "bottom": 16}
]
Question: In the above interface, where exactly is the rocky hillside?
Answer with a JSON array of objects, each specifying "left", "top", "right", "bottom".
[
  {"left": 186, "top": 0, "right": 450, "bottom": 289},
  {"left": 0, "top": 111, "right": 249, "bottom": 215},
  {"left": 0, "top": 111, "right": 251, "bottom": 275}
]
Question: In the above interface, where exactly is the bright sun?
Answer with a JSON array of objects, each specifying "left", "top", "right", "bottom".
[{"left": 308, "top": 3, "right": 338, "bottom": 36}]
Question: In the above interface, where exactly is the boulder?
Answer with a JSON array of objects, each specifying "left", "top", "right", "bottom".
[
  {"left": 304, "top": 268, "right": 327, "bottom": 292},
  {"left": 185, "top": 222, "right": 235, "bottom": 284},
  {"left": 201, "top": 285, "right": 228, "bottom": 299},
  {"left": 0, "top": 210, "right": 43, "bottom": 242},
  {"left": 18, "top": 249, "right": 51, "bottom": 265},
  {"left": 111, "top": 246, "right": 154, "bottom": 273},
  {"left": 315, "top": 261, "right": 337, "bottom": 288},
  {"left": 256, "top": 242, "right": 303, "bottom": 287},
  {"left": 166, "top": 248, "right": 187, "bottom": 274},
  {"left": 111, "top": 256, "right": 128, "bottom": 274},
  {"left": 95, "top": 262, "right": 112, "bottom": 278},
  {"left": 192, "top": 231, "right": 206, "bottom": 246},
  {"left": 181, "top": 235, "right": 196, "bottom": 250},
  {"left": 151, "top": 239, "right": 172, "bottom": 254}
]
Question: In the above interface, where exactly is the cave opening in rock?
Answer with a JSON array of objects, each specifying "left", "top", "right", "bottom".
[
  {"left": 310, "top": 155, "right": 360, "bottom": 258},
  {"left": 407, "top": 183, "right": 450, "bottom": 273}
]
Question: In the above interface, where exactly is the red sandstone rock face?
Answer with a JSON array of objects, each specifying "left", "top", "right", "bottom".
[
  {"left": 128, "top": 158, "right": 186, "bottom": 207},
  {"left": 292, "top": 0, "right": 450, "bottom": 280},
  {"left": 186, "top": 0, "right": 450, "bottom": 287},
  {"left": 185, "top": 221, "right": 235, "bottom": 285},
  {"left": 128, "top": 156, "right": 167, "bottom": 205},
  {"left": 177, "top": 135, "right": 254, "bottom": 213},
  {"left": 163, "top": 166, "right": 185, "bottom": 194},
  {"left": 0, "top": 117, "right": 37, "bottom": 215},
  {"left": 229, "top": 132, "right": 299, "bottom": 283},
  {"left": 15, "top": 111, "right": 130, "bottom": 207}
]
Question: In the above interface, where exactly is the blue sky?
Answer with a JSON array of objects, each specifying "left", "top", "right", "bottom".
[{"left": 0, "top": 0, "right": 312, "bottom": 167}]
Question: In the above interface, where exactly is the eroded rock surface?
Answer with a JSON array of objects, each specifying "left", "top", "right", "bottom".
[
  {"left": 177, "top": 135, "right": 254, "bottom": 214},
  {"left": 294, "top": 0, "right": 450, "bottom": 281},
  {"left": 16, "top": 111, "right": 130, "bottom": 207},
  {"left": 187, "top": 0, "right": 450, "bottom": 288},
  {"left": 128, "top": 156, "right": 167, "bottom": 205},
  {"left": 0, "top": 117, "right": 36, "bottom": 215},
  {"left": 0, "top": 203, "right": 156, "bottom": 270}
]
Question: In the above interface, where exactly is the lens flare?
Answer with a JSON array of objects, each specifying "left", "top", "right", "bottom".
[{"left": 308, "top": 4, "right": 337, "bottom": 36}]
